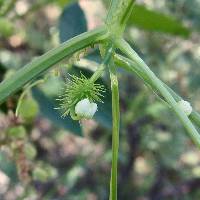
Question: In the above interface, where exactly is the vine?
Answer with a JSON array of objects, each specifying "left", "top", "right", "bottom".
[{"left": 0, "top": 0, "right": 200, "bottom": 199}]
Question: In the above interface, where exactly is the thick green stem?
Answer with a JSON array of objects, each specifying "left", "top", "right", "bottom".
[
  {"left": 0, "top": 26, "right": 108, "bottom": 104},
  {"left": 109, "top": 61, "right": 120, "bottom": 200},
  {"left": 114, "top": 54, "right": 200, "bottom": 130},
  {"left": 106, "top": 0, "right": 135, "bottom": 37},
  {"left": 115, "top": 39, "right": 200, "bottom": 148}
]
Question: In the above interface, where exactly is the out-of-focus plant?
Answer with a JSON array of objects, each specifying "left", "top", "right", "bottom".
[{"left": 1, "top": 0, "right": 200, "bottom": 199}]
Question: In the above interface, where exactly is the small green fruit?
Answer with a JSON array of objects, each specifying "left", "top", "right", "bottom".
[{"left": 18, "top": 98, "right": 39, "bottom": 121}]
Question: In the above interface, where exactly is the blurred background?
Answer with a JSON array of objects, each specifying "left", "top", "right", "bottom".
[{"left": 0, "top": 0, "right": 200, "bottom": 199}]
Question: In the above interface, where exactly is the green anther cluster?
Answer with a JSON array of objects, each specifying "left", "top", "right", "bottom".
[{"left": 57, "top": 74, "right": 105, "bottom": 118}]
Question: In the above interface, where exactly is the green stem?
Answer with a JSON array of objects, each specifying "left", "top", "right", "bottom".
[
  {"left": 115, "top": 39, "right": 200, "bottom": 148},
  {"left": 15, "top": 79, "right": 44, "bottom": 117},
  {"left": 114, "top": 54, "right": 200, "bottom": 130},
  {"left": 109, "top": 61, "right": 120, "bottom": 200},
  {"left": 106, "top": 0, "right": 135, "bottom": 37},
  {"left": 0, "top": 26, "right": 108, "bottom": 104},
  {"left": 90, "top": 43, "right": 114, "bottom": 83}
]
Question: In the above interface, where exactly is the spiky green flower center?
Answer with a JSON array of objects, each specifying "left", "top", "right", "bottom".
[{"left": 57, "top": 74, "right": 105, "bottom": 118}]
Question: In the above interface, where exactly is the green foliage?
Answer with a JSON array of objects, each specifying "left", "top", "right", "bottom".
[
  {"left": 128, "top": 4, "right": 190, "bottom": 37},
  {"left": 33, "top": 163, "right": 57, "bottom": 182},
  {"left": 0, "top": 153, "right": 17, "bottom": 182},
  {"left": 32, "top": 88, "right": 82, "bottom": 135},
  {"left": 7, "top": 126, "right": 27, "bottom": 139},
  {"left": 33, "top": 167, "right": 49, "bottom": 182},
  {"left": 0, "top": 0, "right": 200, "bottom": 199},
  {"left": 0, "top": 26, "right": 107, "bottom": 104},
  {"left": 0, "top": 17, "right": 14, "bottom": 37},
  {"left": 59, "top": 3, "right": 87, "bottom": 42},
  {"left": 24, "top": 143, "right": 37, "bottom": 160}
]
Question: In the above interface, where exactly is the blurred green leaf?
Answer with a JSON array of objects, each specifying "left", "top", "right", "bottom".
[
  {"left": 0, "top": 153, "right": 17, "bottom": 182},
  {"left": 26, "top": 27, "right": 47, "bottom": 50},
  {"left": 59, "top": 3, "right": 87, "bottom": 43},
  {"left": 32, "top": 88, "right": 82, "bottom": 135},
  {"left": 24, "top": 143, "right": 37, "bottom": 160},
  {"left": 7, "top": 125, "right": 27, "bottom": 139},
  {"left": 129, "top": 4, "right": 190, "bottom": 37},
  {"left": 40, "top": 75, "right": 64, "bottom": 97},
  {"left": 64, "top": 166, "right": 84, "bottom": 189},
  {"left": 33, "top": 162, "right": 57, "bottom": 181},
  {"left": 146, "top": 102, "right": 167, "bottom": 118},
  {"left": 0, "top": 17, "right": 14, "bottom": 37},
  {"left": 33, "top": 167, "right": 49, "bottom": 182}
]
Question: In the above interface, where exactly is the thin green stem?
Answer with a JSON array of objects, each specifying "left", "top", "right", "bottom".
[
  {"left": 0, "top": 26, "right": 108, "bottom": 104},
  {"left": 15, "top": 79, "right": 44, "bottom": 117},
  {"left": 90, "top": 43, "right": 114, "bottom": 83},
  {"left": 109, "top": 61, "right": 120, "bottom": 200},
  {"left": 115, "top": 39, "right": 200, "bottom": 148}
]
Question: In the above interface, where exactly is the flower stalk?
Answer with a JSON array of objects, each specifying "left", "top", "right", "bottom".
[
  {"left": 109, "top": 61, "right": 120, "bottom": 200},
  {"left": 90, "top": 43, "right": 114, "bottom": 83}
]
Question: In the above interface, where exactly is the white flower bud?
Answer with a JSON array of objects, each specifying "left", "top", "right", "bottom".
[
  {"left": 75, "top": 98, "right": 97, "bottom": 119},
  {"left": 177, "top": 100, "right": 192, "bottom": 116}
]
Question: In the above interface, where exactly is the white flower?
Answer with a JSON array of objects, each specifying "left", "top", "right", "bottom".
[
  {"left": 177, "top": 100, "right": 192, "bottom": 116},
  {"left": 75, "top": 98, "right": 97, "bottom": 119}
]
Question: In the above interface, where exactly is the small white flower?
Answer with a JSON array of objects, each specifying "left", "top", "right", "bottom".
[
  {"left": 177, "top": 100, "right": 192, "bottom": 116},
  {"left": 75, "top": 98, "right": 97, "bottom": 119}
]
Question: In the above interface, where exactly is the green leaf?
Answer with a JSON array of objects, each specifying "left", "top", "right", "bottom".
[
  {"left": 0, "top": 152, "right": 17, "bottom": 182},
  {"left": 95, "top": 91, "right": 112, "bottom": 129},
  {"left": 59, "top": 3, "right": 87, "bottom": 43},
  {"left": 129, "top": 4, "right": 190, "bottom": 37},
  {"left": 0, "top": 17, "right": 14, "bottom": 37}
]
